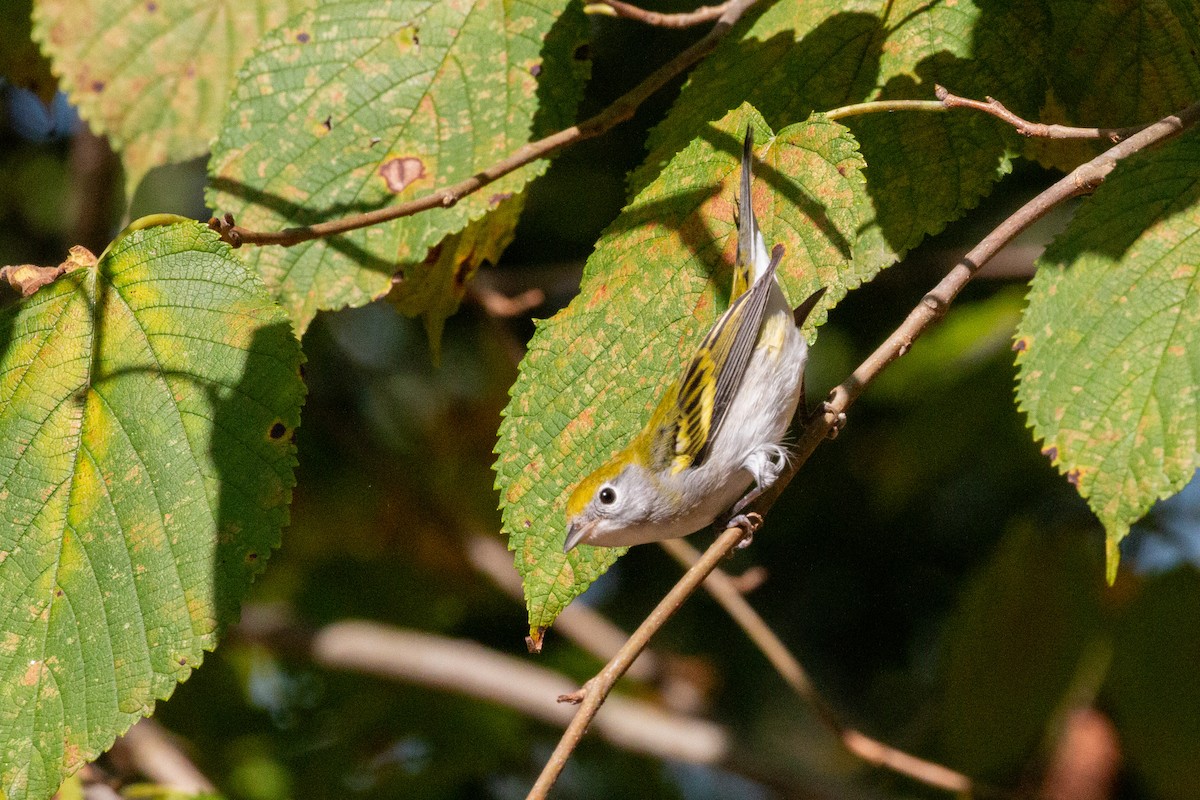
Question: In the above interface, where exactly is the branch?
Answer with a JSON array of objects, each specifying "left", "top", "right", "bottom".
[
  {"left": 526, "top": 524, "right": 750, "bottom": 800},
  {"left": 231, "top": 606, "right": 728, "bottom": 766},
  {"left": 465, "top": 534, "right": 663, "bottom": 681},
  {"left": 584, "top": 0, "right": 732, "bottom": 28},
  {"left": 660, "top": 538, "right": 988, "bottom": 796},
  {"left": 933, "top": 85, "right": 1147, "bottom": 141},
  {"left": 823, "top": 86, "right": 1149, "bottom": 143},
  {"left": 109, "top": 719, "right": 216, "bottom": 795},
  {"left": 527, "top": 97, "right": 1200, "bottom": 798},
  {"left": 757, "top": 97, "right": 1200, "bottom": 518},
  {"left": 208, "top": 0, "right": 760, "bottom": 248}
]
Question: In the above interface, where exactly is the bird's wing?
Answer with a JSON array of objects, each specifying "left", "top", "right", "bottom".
[{"left": 658, "top": 244, "right": 783, "bottom": 474}]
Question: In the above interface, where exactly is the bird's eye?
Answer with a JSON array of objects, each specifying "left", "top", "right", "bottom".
[{"left": 598, "top": 486, "right": 616, "bottom": 505}]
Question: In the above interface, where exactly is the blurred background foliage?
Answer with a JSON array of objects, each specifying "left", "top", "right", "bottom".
[{"left": 3, "top": 0, "right": 1200, "bottom": 798}]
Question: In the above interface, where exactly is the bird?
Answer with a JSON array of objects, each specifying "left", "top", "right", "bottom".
[{"left": 563, "top": 126, "right": 825, "bottom": 551}]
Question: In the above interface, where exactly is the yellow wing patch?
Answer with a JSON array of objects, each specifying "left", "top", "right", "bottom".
[{"left": 671, "top": 350, "right": 717, "bottom": 474}]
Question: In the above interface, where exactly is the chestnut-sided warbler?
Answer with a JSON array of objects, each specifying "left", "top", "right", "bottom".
[{"left": 563, "top": 127, "right": 825, "bottom": 551}]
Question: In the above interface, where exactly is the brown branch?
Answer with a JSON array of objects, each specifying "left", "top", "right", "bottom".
[
  {"left": 823, "top": 86, "right": 1150, "bottom": 143},
  {"left": 527, "top": 97, "right": 1200, "bottom": 798},
  {"left": 232, "top": 606, "right": 729, "bottom": 766},
  {"left": 465, "top": 534, "right": 663, "bottom": 682},
  {"left": 208, "top": 0, "right": 759, "bottom": 249},
  {"left": 110, "top": 719, "right": 216, "bottom": 795},
  {"left": 526, "top": 524, "right": 750, "bottom": 800},
  {"left": 660, "top": 538, "right": 987, "bottom": 796},
  {"left": 584, "top": 0, "right": 733, "bottom": 27},
  {"left": 933, "top": 85, "right": 1147, "bottom": 141}
]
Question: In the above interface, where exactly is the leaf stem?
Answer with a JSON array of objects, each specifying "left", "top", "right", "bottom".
[{"left": 208, "top": 0, "right": 760, "bottom": 248}]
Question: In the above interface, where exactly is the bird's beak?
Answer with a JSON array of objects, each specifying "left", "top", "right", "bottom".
[{"left": 563, "top": 520, "right": 590, "bottom": 553}]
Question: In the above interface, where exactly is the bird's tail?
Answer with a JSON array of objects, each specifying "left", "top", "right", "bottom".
[{"left": 733, "top": 125, "right": 772, "bottom": 299}]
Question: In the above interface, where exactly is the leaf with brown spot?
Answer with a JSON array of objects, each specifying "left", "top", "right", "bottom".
[
  {"left": 1016, "top": 127, "right": 1200, "bottom": 581},
  {"left": 633, "top": 0, "right": 1050, "bottom": 262},
  {"left": 207, "top": 0, "right": 589, "bottom": 335}
]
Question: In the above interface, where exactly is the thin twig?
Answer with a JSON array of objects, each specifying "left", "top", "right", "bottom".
[
  {"left": 660, "top": 538, "right": 985, "bottom": 796},
  {"left": 526, "top": 524, "right": 750, "bottom": 800},
  {"left": 208, "top": 0, "right": 759, "bottom": 248},
  {"left": 824, "top": 86, "right": 1150, "bottom": 143},
  {"left": 933, "top": 85, "right": 1146, "bottom": 141},
  {"left": 528, "top": 98, "right": 1200, "bottom": 797},
  {"left": 584, "top": 0, "right": 732, "bottom": 27},
  {"left": 465, "top": 534, "right": 662, "bottom": 681},
  {"left": 824, "top": 99, "right": 948, "bottom": 120}
]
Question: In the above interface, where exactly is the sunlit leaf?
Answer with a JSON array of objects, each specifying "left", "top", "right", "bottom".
[
  {"left": 0, "top": 220, "right": 304, "bottom": 800},
  {"left": 32, "top": 0, "right": 314, "bottom": 192},
  {"left": 1015, "top": 129, "right": 1200, "bottom": 580},
  {"left": 207, "top": 0, "right": 588, "bottom": 334},
  {"left": 496, "top": 104, "right": 879, "bottom": 636}
]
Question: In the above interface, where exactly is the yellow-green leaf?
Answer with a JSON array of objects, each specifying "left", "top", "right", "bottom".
[
  {"left": 0, "top": 221, "right": 304, "bottom": 800},
  {"left": 207, "top": 0, "right": 588, "bottom": 334},
  {"left": 32, "top": 0, "right": 315, "bottom": 193},
  {"left": 1015, "top": 129, "right": 1200, "bottom": 580},
  {"left": 633, "top": 0, "right": 1048, "bottom": 259}
]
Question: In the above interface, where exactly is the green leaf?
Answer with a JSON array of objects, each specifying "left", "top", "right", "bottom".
[
  {"left": 939, "top": 523, "right": 1103, "bottom": 781},
  {"left": 1015, "top": 129, "right": 1200, "bottom": 581},
  {"left": 1047, "top": 0, "right": 1200, "bottom": 128},
  {"left": 207, "top": 0, "right": 588, "bottom": 335},
  {"left": 632, "top": 0, "right": 1048, "bottom": 258},
  {"left": 32, "top": 0, "right": 314, "bottom": 193},
  {"left": 1027, "top": 0, "right": 1200, "bottom": 171},
  {"left": 0, "top": 220, "right": 304, "bottom": 800},
  {"left": 496, "top": 105, "right": 879, "bottom": 636},
  {"left": 1106, "top": 568, "right": 1200, "bottom": 800}
]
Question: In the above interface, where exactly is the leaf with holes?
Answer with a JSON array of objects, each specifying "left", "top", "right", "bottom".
[
  {"left": 0, "top": 219, "right": 304, "bottom": 800},
  {"left": 496, "top": 105, "right": 880, "bottom": 639},
  {"left": 32, "top": 0, "right": 315, "bottom": 193},
  {"left": 1015, "top": 129, "right": 1200, "bottom": 581},
  {"left": 207, "top": 0, "right": 588, "bottom": 335}
]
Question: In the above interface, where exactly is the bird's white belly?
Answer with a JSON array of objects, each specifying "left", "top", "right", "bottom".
[{"left": 607, "top": 293, "right": 806, "bottom": 546}]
